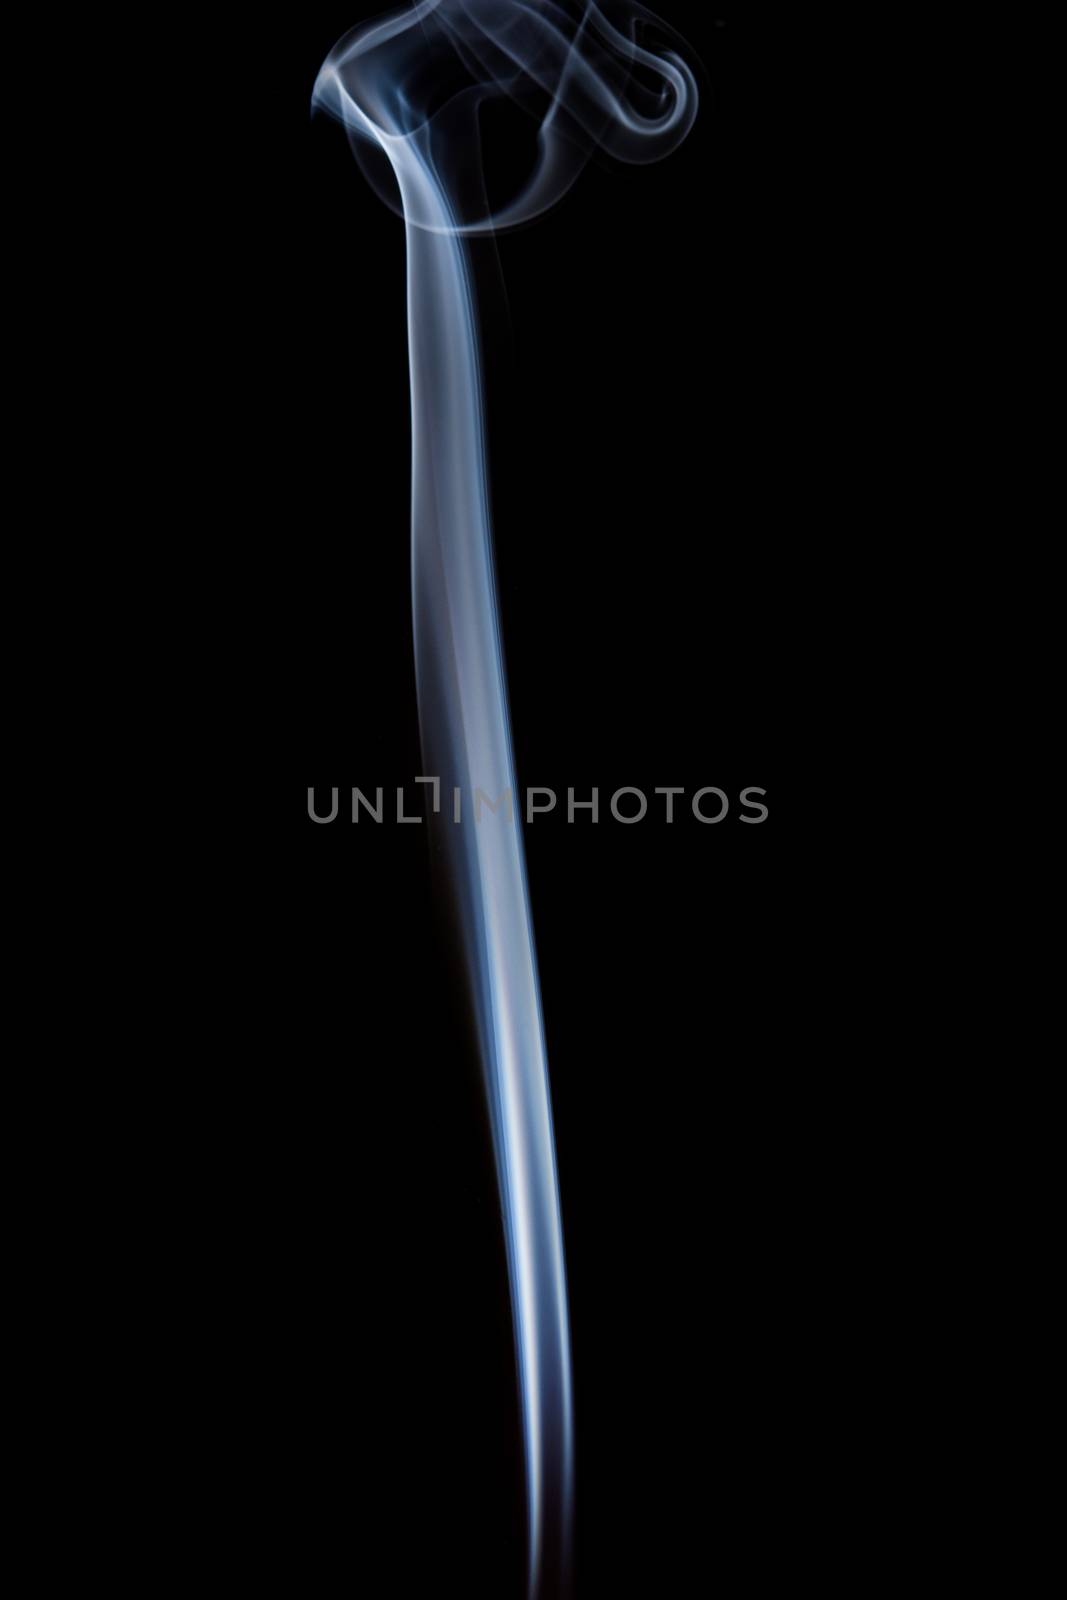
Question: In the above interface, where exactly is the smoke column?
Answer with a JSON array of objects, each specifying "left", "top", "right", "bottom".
[{"left": 313, "top": 5, "right": 697, "bottom": 1592}]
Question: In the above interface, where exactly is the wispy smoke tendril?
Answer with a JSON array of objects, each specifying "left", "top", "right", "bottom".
[{"left": 314, "top": 5, "right": 697, "bottom": 1594}]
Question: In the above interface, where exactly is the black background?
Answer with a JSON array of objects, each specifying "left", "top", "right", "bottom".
[{"left": 208, "top": 6, "right": 855, "bottom": 1595}]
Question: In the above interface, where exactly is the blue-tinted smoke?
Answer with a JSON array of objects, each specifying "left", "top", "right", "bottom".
[{"left": 313, "top": 7, "right": 697, "bottom": 1593}]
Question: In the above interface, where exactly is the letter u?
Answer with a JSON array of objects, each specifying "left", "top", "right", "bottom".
[{"left": 307, "top": 786, "right": 339, "bottom": 824}]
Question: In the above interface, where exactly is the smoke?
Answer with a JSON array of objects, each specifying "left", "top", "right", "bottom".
[
  {"left": 313, "top": 5, "right": 697, "bottom": 1594},
  {"left": 314, "top": 0, "right": 697, "bottom": 232}
]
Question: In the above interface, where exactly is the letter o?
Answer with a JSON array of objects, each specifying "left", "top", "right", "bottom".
[
  {"left": 610, "top": 787, "right": 648, "bottom": 824},
  {"left": 692, "top": 787, "right": 729, "bottom": 824}
]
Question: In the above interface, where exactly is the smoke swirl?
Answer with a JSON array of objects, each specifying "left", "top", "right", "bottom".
[{"left": 313, "top": 6, "right": 697, "bottom": 1594}]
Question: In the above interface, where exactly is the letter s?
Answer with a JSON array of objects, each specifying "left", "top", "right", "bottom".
[{"left": 740, "top": 787, "right": 768, "bottom": 824}]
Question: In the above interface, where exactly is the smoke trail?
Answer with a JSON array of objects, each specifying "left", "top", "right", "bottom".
[{"left": 313, "top": 5, "right": 697, "bottom": 1593}]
